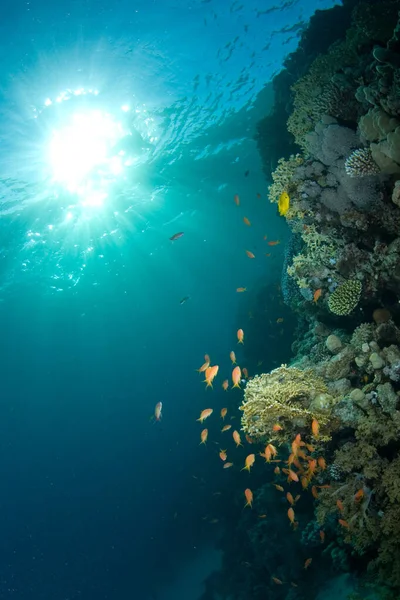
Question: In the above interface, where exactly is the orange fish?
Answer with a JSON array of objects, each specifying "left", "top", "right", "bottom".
[
  {"left": 236, "top": 287, "right": 247, "bottom": 293},
  {"left": 304, "top": 558, "right": 312, "bottom": 570},
  {"left": 204, "top": 365, "right": 219, "bottom": 388},
  {"left": 273, "top": 484, "right": 284, "bottom": 492},
  {"left": 219, "top": 449, "right": 227, "bottom": 461},
  {"left": 267, "top": 240, "right": 280, "bottom": 246},
  {"left": 336, "top": 499, "right": 344, "bottom": 512},
  {"left": 320, "top": 530, "right": 325, "bottom": 543},
  {"left": 237, "top": 329, "right": 244, "bottom": 344},
  {"left": 272, "top": 577, "right": 283, "bottom": 585},
  {"left": 288, "top": 469, "right": 299, "bottom": 483},
  {"left": 244, "top": 488, "right": 253, "bottom": 508},
  {"left": 317, "top": 456, "right": 326, "bottom": 470},
  {"left": 204, "top": 354, "right": 210, "bottom": 363},
  {"left": 221, "top": 424, "right": 232, "bottom": 432},
  {"left": 245, "top": 250, "right": 255, "bottom": 258},
  {"left": 233, "top": 430, "right": 243, "bottom": 447},
  {"left": 200, "top": 429, "right": 208, "bottom": 445},
  {"left": 197, "top": 408, "right": 213, "bottom": 423},
  {"left": 245, "top": 434, "right": 253, "bottom": 444},
  {"left": 242, "top": 454, "right": 256, "bottom": 472},
  {"left": 222, "top": 379, "right": 229, "bottom": 391},
  {"left": 234, "top": 194, "right": 240, "bottom": 206},
  {"left": 223, "top": 462, "right": 233, "bottom": 469},
  {"left": 273, "top": 423, "right": 283, "bottom": 432},
  {"left": 220, "top": 407, "right": 228, "bottom": 419},
  {"left": 354, "top": 489, "right": 364, "bottom": 502},
  {"left": 274, "top": 466, "right": 281, "bottom": 475},
  {"left": 242, "top": 367, "right": 248, "bottom": 378},
  {"left": 338, "top": 519, "right": 350, "bottom": 528},
  {"left": 313, "top": 288, "right": 322, "bottom": 302},
  {"left": 286, "top": 492, "right": 295, "bottom": 505},
  {"left": 232, "top": 366, "right": 241, "bottom": 389},
  {"left": 243, "top": 217, "right": 251, "bottom": 226},
  {"left": 230, "top": 351, "right": 237, "bottom": 364},
  {"left": 287, "top": 507, "right": 295, "bottom": 524},
  {"left": 154, "top": 402, "right": 163, "bottom": 421},
  {"left": 311, "top": 418, "right": 319, "bottom": 437},
  {"left": 197, "top": 361, "right": 210, "bottom": 373},
  {"left": 311, "top": 485, "right": 318, "bottom": 499}
]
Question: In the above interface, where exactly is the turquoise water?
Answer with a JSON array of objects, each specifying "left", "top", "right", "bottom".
[{"left": 0, "top": 1, "right": 338, "bottom": 598}]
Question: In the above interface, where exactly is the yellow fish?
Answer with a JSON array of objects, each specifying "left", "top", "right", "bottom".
[{"left": 278, "top": 191, "right": 290, "bottom": 216}]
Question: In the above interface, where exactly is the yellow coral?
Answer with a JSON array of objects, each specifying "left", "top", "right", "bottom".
[{"left": 240, "top": 365, "right": 336, "bottom": 443}]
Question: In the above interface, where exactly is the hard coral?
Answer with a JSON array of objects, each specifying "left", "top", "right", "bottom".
[
  {"left": 240, "top": 365, "right": 336, "bottom": 444},
  {"left": 328, "top": 280, "right": 362, "bottom": 316}
]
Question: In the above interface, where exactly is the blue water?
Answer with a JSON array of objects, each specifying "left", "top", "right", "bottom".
[{"left": 0, "top": 1, "right": 338, "bottom": 598}]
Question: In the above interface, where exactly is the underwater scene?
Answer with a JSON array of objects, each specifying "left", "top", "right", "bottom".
[{"left": 3, "top": 0, "right": 400, "bottom": 598}]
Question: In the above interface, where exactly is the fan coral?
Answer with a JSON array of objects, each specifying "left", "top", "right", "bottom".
[
  {"left": 240, "top": 365, "right": 336, "bottom": 443},
  {"left": 328, "top": 280, "right": 362, "bottom": 315},
  {"left": 344, "top": 148, "right": 380, "bottom": 177}
]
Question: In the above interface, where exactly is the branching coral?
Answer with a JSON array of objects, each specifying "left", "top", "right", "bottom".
[
  {"left": 240, "top": 365, "right": 337, "bottom": 444},
  {"left": 268, "top": 154, "right": 303, "bottom": 206}
]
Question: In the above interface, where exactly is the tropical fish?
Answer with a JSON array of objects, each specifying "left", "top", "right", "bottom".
[
  {"left": 237, "top": 329, "right": 244, "bottom": 344},
  {"left": 273, "top": 484, "right": 284, "bottom": 492},
  {"left": 204, "top": 365, "right": 219, "bottom": 388},
  {"left": 219, "top": 449, "right": 227, "bottom": 461},
  {"left": 243, "top": 217, "right": 251, "bottom": 226},
  {"left": 311, "top": 418, "right": 320, "bottom": 438},
  {"left": 197, "top": 361, "right": 210, "bottom": 373},
  {"left": 288, "top": 469, "right": 299, "bottom": 483},
  {"left": 273, "top": 423, "right": 283, "bottom": 432},
  {"left": 233, "top": 430, "right": 243, "bottom": 447},
  {"left": 354, "top": 489, "right": 364, "bottom": 502},
  {"left": 278, "top": 191, "right": 290, "bottom": 216},
  {"left": 272, "top": 577, "right": 283, "bottom": 585},
  {"left": 234, "top": 194, "right": 240, "bottom": 206},
  {"left": 200, "top": 429, "right": 208, "bottom": 445},
  {"left": 267, "top": 240, "right": 280, "bottom": 246},
  {"left": 223, "top": 462, "right": 233, "bottom": 469},
  {"left": 317, "top": 456, "right": 326, "bottom": 470},
  {"left": 204, "top": 354, "right": 210, "bottom": 363},
  {"left": 197, "top": 408, "right": 213, "bottom": 423},
  {"left": 222, "top": 379, "right": 229, "bottom": 391},
  {"left": 244, "top": 488, "right": 253, "bottom": 508},
  {"left": 154, "top": 402, "right": 162, "bottom": 421},
  {"left": 245, "top": 434, "right": 253, "bottom": 444},
  {"left": 276, "top": 317, "right": 284, "bottom": 323},
  {"left": 304, "top": 558, "right": 312, "bottom": 570},
  {"left": 221, "top": 424, "right": 232, "bottom": 432},
  {"left": 287, "top": 507, "right": 295, "bottom": 524},
  {"left": 245, "top": 250, "right": 255, "bottom": 258},
  {"left": 313, "top": 288, "right": 322, "bottom": 303},
  {"left": 320, "top": 530, "right": 325, "bottom": 543},
  {"left": 336, "top": 499, "right": 344, "bottom": 512},
  {"left": 220, "top": 407, "right": 228, "bottom": 419},
  {"left": 230, "top": 351, "right": 237, "bottom": 364},
  {"left": 338, "top": 519, "right": 350, "bottom": 528},
  {"left": 242, "top": 454, "right": 256, "bottom": 472},
  {"left": 286, "top": 492, "right": 295, "bottom": 506},
  {"left": 179, "top": 296, "right": 190, "bottom": 304},
  {"left": 170, "top": 232, "right": 184, "bottom": 241},
  {"left": 232, "top": 366, "right": 241, "bottom": 389},
  {"left": 242, "top": 367, "right": 248, "bottom": 378},
  {"left": 236, "top": 287, "right": 247, "bottom": 293}
]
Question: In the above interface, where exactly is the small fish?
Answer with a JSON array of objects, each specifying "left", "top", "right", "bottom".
[
  {"left": 237, "top": 329, "right": 244, "bottom": 344},
  {"left": 273, "top": 484, "right": 284, "bottom": 492},
  {"left": 232, "top": 366, "right": 241, "bottom": 389},
  {"left": 258, "top": 514, "right": 267, "bottom": 518},
  {"left": 236, "top": 287, "right": 247, "bottom": 293},
  {"left": 234, "top": 194, "right": 240, "bottom": 206},
  {"left": 221, "top": 424, "right": 232, "bottom": 432},
  {"left": 338, "top": 519, "right": 350, "bottom": 528},
  {"left": 242, "top": 453, "right": 256, "bottom": 472},
  {"left": 272, "top": 423, "right": 283, "bottom": 432},
  {"left": 311, "top": 486, "right": 318, "bottom": 499},
  {"left": 278, "top": 191, "right": 290, "bottom": 217},
  {"left": 154, "top": 402, "right": 162, "bottom": 421},
  {"left": 286, "top": 492, "right": 295, "bottom": 506},
  {"left": 245, "top": 434, "right": 253, "bottom": 444},
  {"left": 170, "top": 232, "right": 184, "bottom": 241},
  {"left": 313, "top": 288, "right": 322, "bottom": 303},
  {"left": 274, "top": 466, "right": 280, "bottom": 475},
  {"left": 197, "top": 408, "right": 213, "bottom": 423},
  {"left": 245, "top": 250, "right": 255, "bottom": 258},
  {"left": 320, "top": 530, "right": 325, "bottom": 543},
  {"left": 219, "top": 449, "right": 227, "bottom": 461},
  {"left": 242, "top": 367, "right": 248, "bottom": 378},
  {"left": 233, "top": 430, "right": 243, "bottom": 447},
  {"left": 288, "top": 469, "right": 299, "bottom": 483},
  {"left": 204, "top": 365, "right": 219, "bottom": 388},
  {"left": 179, "top": 296, "right": 190, "bottom": 304},
  {"left": 230, "top": 351, "right": 237, "bottom": 364},
  {"left": 317, "top": 456, "right": 326, "bottom": 470},
  {"left": 222, "top": 379, "right": 229, "bottom": 391},
  {"left": 223, "top": 462, "right": 233, "bottom": 469},
  {"left": 304, "top": 558, "right": 312, "bottom": 570},
  {"left": 220, "top": 407, "right": 228, "bottom": 420},
  {"left": 336, "top": 499, "right": 344, "bottom": 512},
  {"left": 200, "top": 429, "right": 208, "bottom": 445},
  {"left": 276, "top": 317, "right": 284, "bottom": 323},
  {"left": 244, "top": 488, "right": 253, "bottom": 508},
  {"left": 267, "top": 240, "right": 280, "bottom": 246},
  {"left": 204, "top": 354, "right": 210, "bottom": 363},
  {"left": 243, "top": 217, "right": 251, "bottom": 226},
  {"left": 311, "top": 418, "right": 320, "bottom": 438},
  {"left": 354, "top": 489, "right": 364, "bottom": 502},
  {"left": 272, "top": 577, "right": 283, "bottom": 585},
  {"left": 287, "top": 507, "right": 295, "bottom": 524},
  {"left": 197, "top": 361, "right": 210, "bottom": 373}
]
